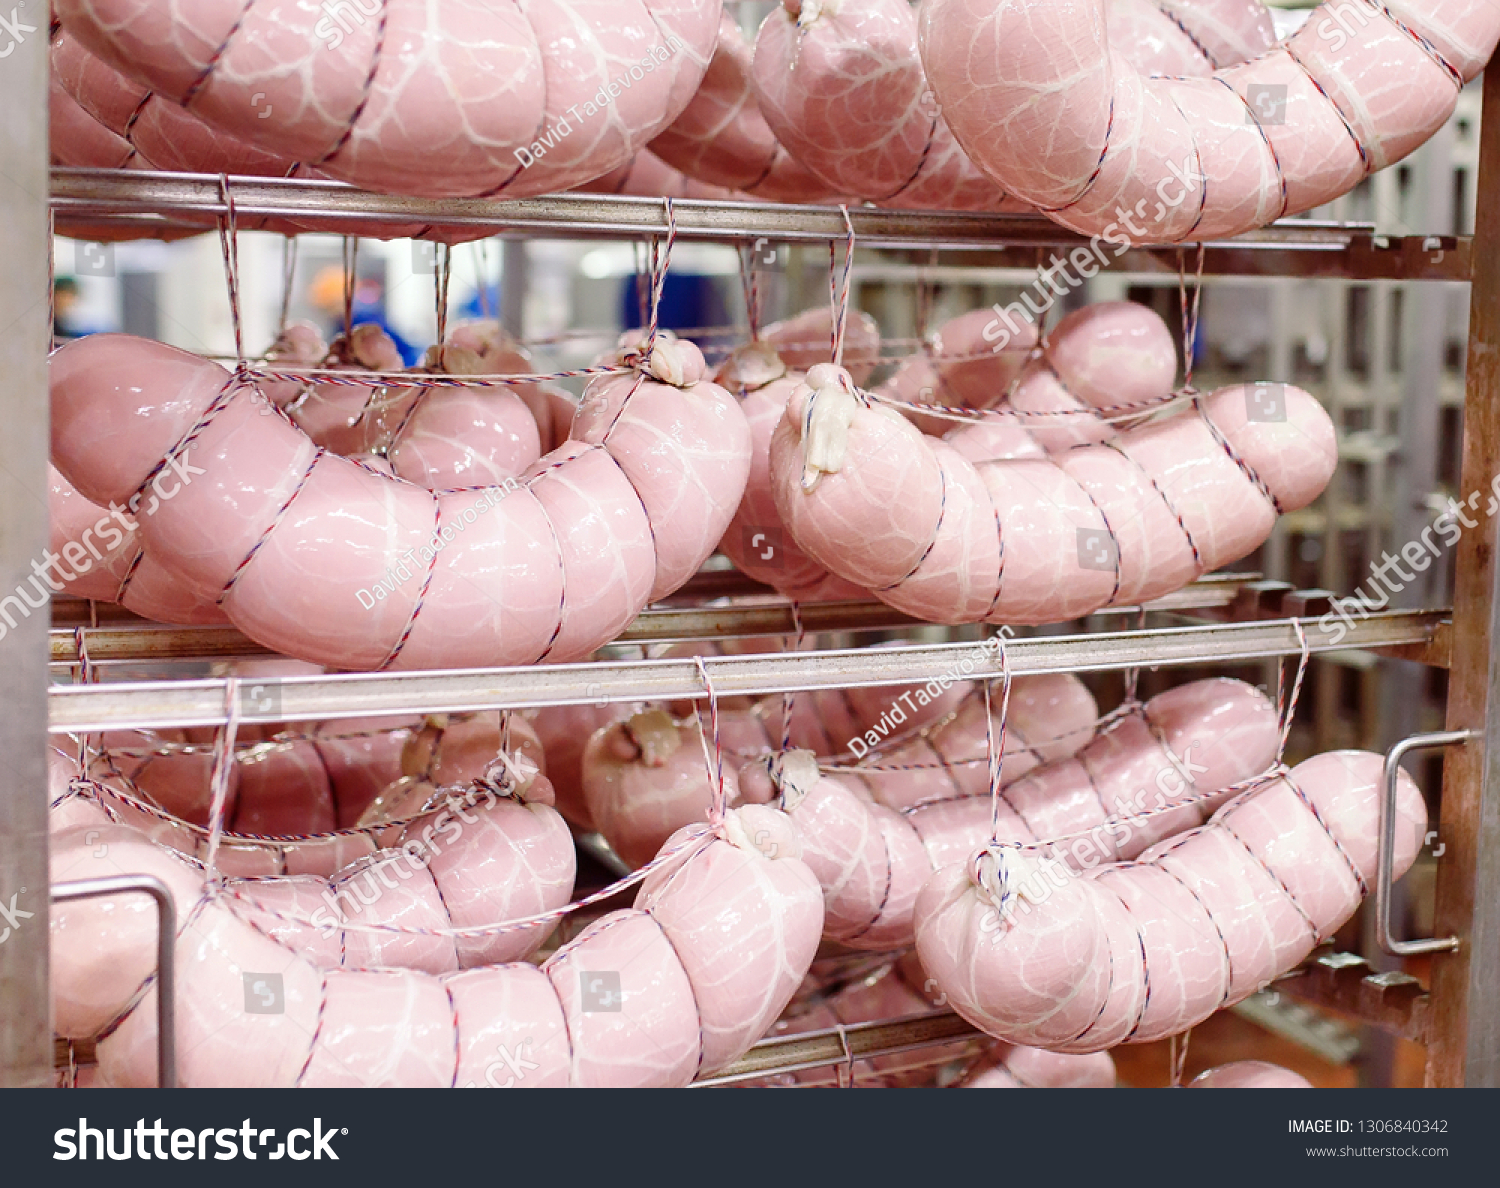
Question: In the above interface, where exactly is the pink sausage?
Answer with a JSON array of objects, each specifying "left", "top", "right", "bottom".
[
  {"left": 1107, "top": 0, "right": 1276, "bottom": 78},
  {"left": 280, "top": 323, "right": 405, "bottom": 458},
  {"left": 763, "top": 307, "right": 882, "bottom": 389},
  {"left": 752, "top": 0, "right": 1020, "bottom": 212},
  {"left": 52, "top": 26, "right": 299, "bottom": 178},
  {"left": 983, "top": 302, "right": 1181, "bottom": 452},
  {"left": 259, "top": 322, "right": 328, "bottom": 415},
  {"left": 1190, "top": 1060, "right": 1313, "bottom": 1088},
  {"left": 750, "top": 678, "right": 1275, "bottom": 950},
  {"left": 49, "top": 463, "right": 140, "bottom": 603},
  {"left": 649, "top": 13, "right": 843, "bottom": 204},
  {"left": 49, "top": 70, "right": 136, "bottom": 169},
  {"left": 528, "top": 702, "right": 636, "bottom": 830},
  {"left": 51, "top": 803, "right": 823, "bottom": 1087},
  {"left": 56, "top": 0, "right": 719, "bottom": 198},
  {"left": 714, "top": 313, "right": 881, "bottom": 601},
  {"left": 1153, "top": 1, "right": 1279, "bottom": 69},
  {"left": 50, "top": 332, "right": 750, "bottom": 671},
  {"left": 49, "top": 463, "right": 230, "bottom": 626},
  {"left": 583, "top": 710, "right": 753, "bottom": 868},
  {"left": 748, "top": 0, "right": 1273, "bottom": 213},
  {"left": 357, "top": 349, "right": 543, "bottom": 490},
  {"left": 88, "top": 710, "right": 543, "bottom": 836},
  {"left": 873, "top": 307, "right": 1039, "bottom": 439},
  {"left": 964, "top": 1045, "right": 1117, "bottom": 1089},
  {"left": 53, "top": 771, "right": 576, "bottom": 1015},
  {"left": 771, "top": 364, "right": 1336, "bottom": 625},
  {"left": 915, "top": 751, "right": 1427, "bottom": 1052},
  {"left": 577, "top": 148, "right": 747, "bottom": 202},
  {"left": 439, "top": 322, "right": 578, "bottom": 456},
  {"left": 572, "top": 674, "right": 1087, "bottom": 845},
  {"left": 716, "top": 342, "right": 866, "bottom": 600},
  {"left": 67, "top": 710, "right": 548, "bottom": 877},
  {"left": 919, "top": 0, "right": 1499, "bottom": 240},
  {"left": 881, "top": 302, "right": 1176, "bottom": 453}
]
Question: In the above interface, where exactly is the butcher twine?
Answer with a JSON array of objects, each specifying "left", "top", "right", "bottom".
[
  {"left": 970, "top": 624, "right": 1321, "bottom": 1049},
  {"left": 58, "top": 629, "right": 1319, "bottom": 1071},
  {"left": 869, "top": 245, "right": 1208, "bottom": 430},
  {"left": 142, "top": 197, "right": 691, "bottom": 671},
  {"left": 868, "top": 271, "right": 1293, "bottom": 614},
  {"left": 829, "top": 205, "right": 858, "bottom": 368},
  {"left": 63, "top": 672, "right": 753, "bottom": 1085}
]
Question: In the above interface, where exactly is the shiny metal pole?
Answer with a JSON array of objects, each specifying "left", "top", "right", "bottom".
[{"left": 0, "top": 10, "right": 54, "bottom": 1086}]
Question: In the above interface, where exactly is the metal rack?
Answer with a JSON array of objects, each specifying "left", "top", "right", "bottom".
[{"left": 6, "top": 68, "right": 1500, "bottom": 1089}]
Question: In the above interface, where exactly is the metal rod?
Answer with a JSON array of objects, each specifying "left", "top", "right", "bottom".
[
  {"left": 48, "top": 611, "right": 1445, "bottom": 733},
  {"left": 47, "top": 168, "right": 1367, "bottom": 246},
  {"left": 0, "top": 22, "right": 54, "bottom": 1089},
  {"left": 51, "top": 876, "right": 177, "bottom": 1089},
  {"left": 47, "top": 565, "right": 785, "bottom": 627},
  {"left": 49, "top": 170, "right": 1468, "bottom": 281},
  {"left": 47, "top": 578, "right": 1255, "bottom": 665},
  {"left": 1379, "top": 731, "right": 1473, "bottom": 958},
  {"left": 692, "top": 1011, "right": 982, "bottom": 1086}
]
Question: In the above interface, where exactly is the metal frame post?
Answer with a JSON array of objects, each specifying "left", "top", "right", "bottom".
[
  {"left": 0, "top": 12, "right": 55, "bottom": 1087},
  {"left": 1430, "top": 66, "right": 1500, "bottom": 1088}
]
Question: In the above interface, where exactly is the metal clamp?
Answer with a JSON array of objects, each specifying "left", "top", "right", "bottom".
[
  {"left": 52, "top": 876, "right": 177, "bottom": 1088},
  {"left": 1377, "top": 730, "right": 1475, "bottom": 957}
]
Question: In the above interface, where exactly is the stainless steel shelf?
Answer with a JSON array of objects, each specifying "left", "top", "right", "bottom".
[
  {"left": 48, "top": 575, "right": 1253, "bottom": 665},
  {"left": 692, "top": 1011, "right": 983, "bottom": 1087},
  {"left": 49, "top": 169, "right": 1469, "bottom": 281},
  {"left": 48, "top": 610, "right": 1446, "bottom": 733}
]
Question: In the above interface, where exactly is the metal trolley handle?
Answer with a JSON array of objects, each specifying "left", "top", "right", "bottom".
[
  {"left": 51, "top": 876, "right": 177, "bottom": 1088},
  {"left": 1377, "top": 730, "right": 1476, "bottom": 958}
]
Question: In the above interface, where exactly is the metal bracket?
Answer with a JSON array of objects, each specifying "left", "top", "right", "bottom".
[
  {"left": 51, "top": 876, "right": 177, "bottom": 1088},
  {"left": 1378, "top": 730, "right": 1476, "bottom": 957}
]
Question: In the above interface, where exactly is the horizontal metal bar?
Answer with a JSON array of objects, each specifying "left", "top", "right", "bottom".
[
  {"left": 48, "top": 610, "right": 1446, "bottom": 733},
  {"left": 49, "top": 170, "right": 1467, "bottom": 281},
  {"left": 49, "top": 565, "right": 783, "bottom": 629},
  {"left": 48, "top": 577, "right": 1254, "bottom": 665},
  {"left": 692, "top": 1011, "right": 982, "bottom": 1087},
  {"left": 45, "top": 603, "right": 924, "bottom": 665}
]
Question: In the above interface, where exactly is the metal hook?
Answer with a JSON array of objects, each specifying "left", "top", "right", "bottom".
[
  {"left": 833, "top": 1022, "right": 855, "bottom": 1088},
  {"left": 1377, "top": 729, "right": 1476, "bottom": 956},
  {"left": 52, "top": 876, "right": 177, "bottom": 1088}
]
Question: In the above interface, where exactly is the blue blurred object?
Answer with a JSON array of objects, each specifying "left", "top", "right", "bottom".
[
  {"left": 346, "top": 300, "right": 422, "bottom": 367},
  {"left": 621, "top": 273, "right": 730, "bottom": 337},
  {"left": 458, "top": 283, "right": 502, "bottom": 323}
]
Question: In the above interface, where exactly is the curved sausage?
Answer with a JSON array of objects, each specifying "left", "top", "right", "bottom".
[{"left": 50, "top": 331, "right": 751, "bottom": 671}]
